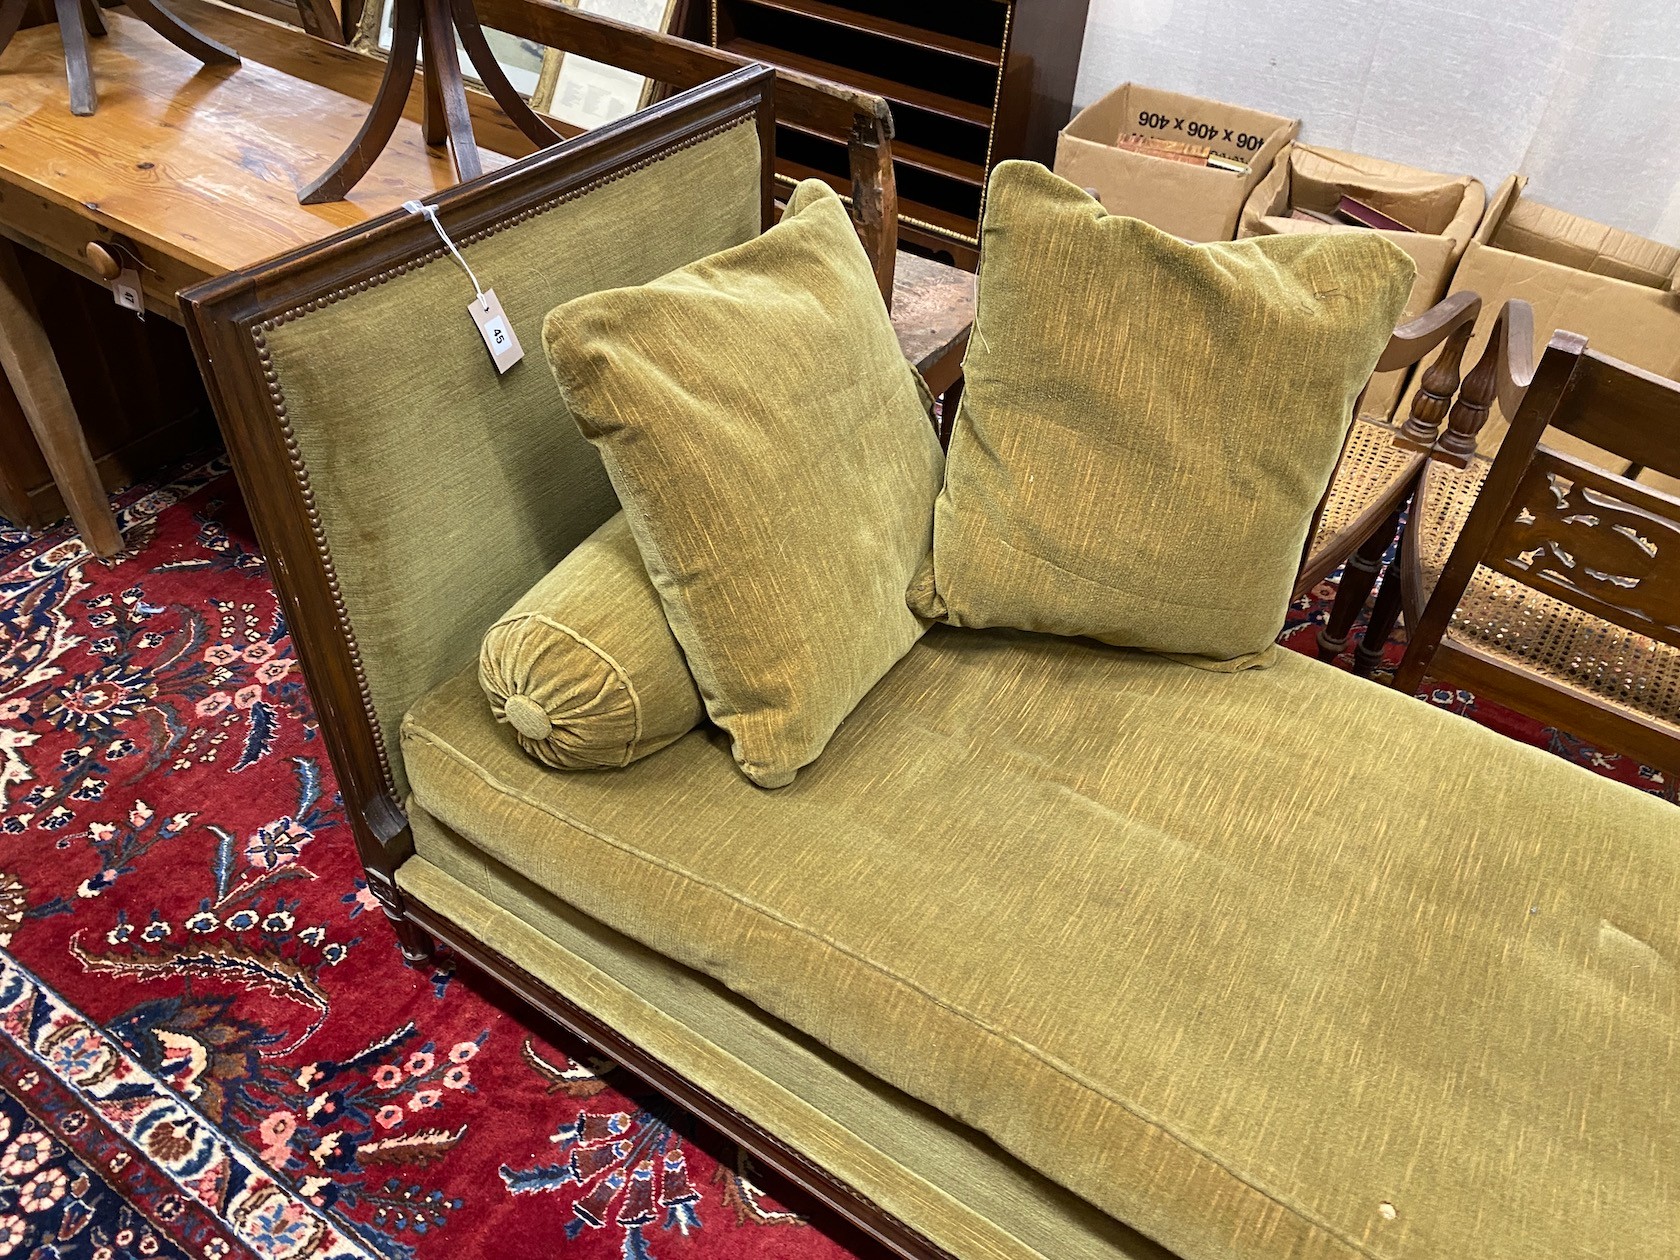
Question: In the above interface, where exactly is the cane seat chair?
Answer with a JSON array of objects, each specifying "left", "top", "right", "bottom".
[
  {"left": 1393, "top": 331, "right": 1680, "bottom": 776},
  {"left": 1301, "top": 291, "right": 1483, "bottom": 667}
]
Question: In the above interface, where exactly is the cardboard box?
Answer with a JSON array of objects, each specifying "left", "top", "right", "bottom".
[
  {"left": 1239, "top": 143, "right": 1486, "bottom": 422},
  {"left": 1054, "top": 84, "right": 1298, "bottom": 242},
  {"left": 1396, "top": 178, "right": 1680, "bottom": 470}
]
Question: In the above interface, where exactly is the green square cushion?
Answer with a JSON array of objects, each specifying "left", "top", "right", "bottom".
[
  {"left": 914, "top": 161, "right": 1416, "bottom": 663},
  {"left": 479, "top": 512, "right": 704, "bottom": 770},
  {"left": 543, "top": 181, "right": 943, "bottom": 788}
]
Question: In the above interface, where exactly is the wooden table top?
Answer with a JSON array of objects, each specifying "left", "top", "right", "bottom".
[{"left": 0, "top": 6, "right": 504, "bottom": 277}]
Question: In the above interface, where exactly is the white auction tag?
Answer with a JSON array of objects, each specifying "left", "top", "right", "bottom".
[
  {"left": 113, "top": 267, "right": 145, "bottom": 318},
  {"left": 469, "top": 288, "right": 523, "bottom": 374}
]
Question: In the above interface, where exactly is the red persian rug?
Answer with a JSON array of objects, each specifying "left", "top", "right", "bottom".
[
  {"left": 0, "top": 457, "right": 871, "bottom": 1260},
  {"left": 0, "top": 455, "right": 1670, "bottom": 1260}
]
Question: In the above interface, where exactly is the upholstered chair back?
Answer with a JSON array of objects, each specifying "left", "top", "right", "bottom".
[
  {"left": 186, "top": 72, "right": 775, "bottom": 809},
  {"left": 194, "top": 81, "right": 769, "bottom": 809}
]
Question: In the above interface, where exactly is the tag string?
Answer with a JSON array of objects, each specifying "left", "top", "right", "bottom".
[{"left": 404, "top": 200, "right": 488, "bottom": 310}]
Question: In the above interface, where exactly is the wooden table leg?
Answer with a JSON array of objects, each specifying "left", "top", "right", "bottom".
[{"left": 0, "top": 239, "right": 123, "bottom": 557}]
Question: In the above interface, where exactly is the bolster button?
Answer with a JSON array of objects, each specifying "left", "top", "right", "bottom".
[{"left": 503, "top": 693, "right": 554, "bottom": 740}]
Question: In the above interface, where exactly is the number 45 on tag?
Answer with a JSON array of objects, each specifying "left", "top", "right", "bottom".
[{"left": 469, "top": 288, "right": 523, "bottom": 374}]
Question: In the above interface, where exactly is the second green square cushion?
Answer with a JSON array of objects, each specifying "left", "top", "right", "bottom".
[
  {"left": 912, "top": 162, "right": 1416, "bottom": 664},
  {"left": 543, "top": 181, "right": 943, "bottom": 788}
]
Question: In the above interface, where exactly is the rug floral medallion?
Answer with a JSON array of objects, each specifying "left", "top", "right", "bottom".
[
  {"left": 0, "top": 458, "right": 858, "bottom": 1260},
  {"left": 0, "top": 458, "right": 1670, "bottom": 1260}
]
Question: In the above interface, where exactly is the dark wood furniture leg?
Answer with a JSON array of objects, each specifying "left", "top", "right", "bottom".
[
  {"left": 390, "top": 909, "right": 436, "bottom": 965},
  {"left": 417, "top": 0, "right": 481, "bottom": 180},
  {"left": 418, "top": 10, "right": 447, "bottom": 147},
  {"left": 54, "top": 0, "right": 95, "bottom": 115},
  {"left": 121, "top": 0, "right": 237, "bottom": 64},
  {"left": 299, "top": 0, "right": 422, "bottom": 203},
  {"left": 0, "top": 0, "right": 235, "bottom": 117},
  {"left": 304, "top": 0, "right": 565, "bottom": 203},
  {"left": 1316, "top": 502, "right": 1403, "bottom": 662},
  {"left": 451, "top": 0, "right": 565, "bottom": 146},
  {"left": 0, "top": 238, "right": 123, "bottom": 557},
  {"left": 0, "top": 0, "right": 30, "bottom": 53},
  {"left": 1354, "top": 557, "right": 1406, "bottom": 678}
]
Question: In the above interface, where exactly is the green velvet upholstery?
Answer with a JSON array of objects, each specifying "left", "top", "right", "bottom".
[
  {"left": 479, "top": 513, "right": 703, "bottom": 769},
  {"left": 915, "top": 162, "right": 1415, "bottom": 664},
  {"left": 397, "top": 816, "right": 1170, "bottom": 1260},
  {"left": 259, "top": 118, "right": 764, "bottom": 796},
  {"left": 543, "top": 180, "right": 943, "bottom": 788},
  {"left": 401, "top": 629, "right": 1677, "bottom": 1260}
]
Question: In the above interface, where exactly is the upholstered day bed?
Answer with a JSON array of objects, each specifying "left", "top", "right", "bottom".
[{"left": 183, "top": 72, "right": 1678, "bottom": 1260}]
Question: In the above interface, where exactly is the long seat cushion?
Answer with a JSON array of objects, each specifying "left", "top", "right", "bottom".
[{"left": 401, "top": 627, "right": 1679, "bottom": 1260}]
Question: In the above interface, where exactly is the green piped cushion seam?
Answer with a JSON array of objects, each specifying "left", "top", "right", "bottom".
[{"left": 399, "top": 708, "right": 1378, "bottom": 1260}]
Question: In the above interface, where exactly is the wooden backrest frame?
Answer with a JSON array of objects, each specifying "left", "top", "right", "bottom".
[
  {"left": 1549, "top": 351, "right": 1680, "bottom": 481},
  {"left": 179, "top": 67, "right": 777, "bottom": 927}
]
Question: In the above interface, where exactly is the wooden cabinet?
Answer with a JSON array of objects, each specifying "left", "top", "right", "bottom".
[{"left": 697, "top": 0, "right": 1090, "bottom": 268}]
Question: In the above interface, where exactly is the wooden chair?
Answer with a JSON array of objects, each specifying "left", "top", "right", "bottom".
[
  {"left": 1390, "top": 330, "right": 1680, "bottom": 775},
  {"left": 1301, "top": 291, "right": 1482, "bottom": 671}
]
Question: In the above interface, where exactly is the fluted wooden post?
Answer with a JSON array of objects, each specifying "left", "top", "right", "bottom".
[
  {"left": 1395, "top": 319, "right": 1476, "bottom": 452},
  {"left": 1435, "top": 300, "right": 1534, "bottom": 468}
]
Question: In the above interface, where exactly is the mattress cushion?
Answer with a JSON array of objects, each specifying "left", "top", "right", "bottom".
[{"left": 401, "top": 626, "right": 1679, "bottom": 1260}]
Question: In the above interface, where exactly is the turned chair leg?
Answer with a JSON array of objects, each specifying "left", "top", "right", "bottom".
[
  {"left": 1316, "top": 503, "right": 1403, "bottom": 662},
  {"left": 386, "top": 911, "right": 436, "bottom": 967},
  {"left": 1353, "top": 561, "right": 1406, "bottom": 678}
]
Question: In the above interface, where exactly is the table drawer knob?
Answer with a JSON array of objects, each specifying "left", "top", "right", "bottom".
[{"left": 85, "top": 241, "right": 122, "bottom": 280}]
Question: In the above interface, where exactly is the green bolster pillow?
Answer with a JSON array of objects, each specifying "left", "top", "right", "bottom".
[{"left": 479, "top": 512, "right": 704, "bottom": 769}]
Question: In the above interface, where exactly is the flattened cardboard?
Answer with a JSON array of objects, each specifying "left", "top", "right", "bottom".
[
  {"left": 1398, "top": 181, "right": 1680, "bottom": 471},
  {"left": 1240, "top": 143, "right": 1485, "bottom": 421},
  {"left": 1054, "top": 83, "right": 1298, "bottom": 242}
]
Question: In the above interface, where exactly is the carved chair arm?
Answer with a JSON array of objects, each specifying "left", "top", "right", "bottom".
[
  {"left": 475, "top": 0, "right": 900, "bottom": 304},
  {"left": 1434, "top": 299, "right": 1536, "bottom": 468},
  {"left": 1376, "top": 291, "right": 1482, "bottom": 373}
]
